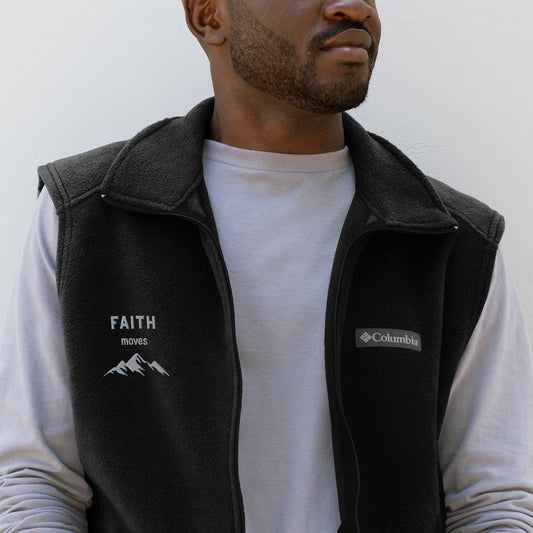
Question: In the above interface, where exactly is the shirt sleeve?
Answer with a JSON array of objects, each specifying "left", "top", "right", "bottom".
[
  {"left": 0, "top": 188, "right": 91, "bottom": 531},
  {"left": 439, "top": 247, "right": 533, "bottom": 532}
]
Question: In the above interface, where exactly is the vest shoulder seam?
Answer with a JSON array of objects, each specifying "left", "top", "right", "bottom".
[
  {"left": 38, "top": 140, "right": 127, "bottom": 213},
  {"left": 427, "top": 176, "right": 504, "bottom": 244},
  {"left": 67, "top": 186, "right": 104, "bottom": 208},
  {"left": 448, "top": 207, "right": 504, "bottom": 245}
]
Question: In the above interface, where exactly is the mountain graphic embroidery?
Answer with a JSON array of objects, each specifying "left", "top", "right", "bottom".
[{"left": 104, "top": 353, "right": 169, "bottom": 377}]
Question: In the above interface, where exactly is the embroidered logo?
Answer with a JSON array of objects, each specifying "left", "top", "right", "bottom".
[
  {"left": 356, "top": 329, "right": 422, "bottom": 352},
  {"left": 109, "top": 314, "right": 157, "bottom": 348},
  {"left": 104, "top": 353, "right": 169, "bottom": 377},
  {"left": 359, "top": 331, "right": 372, "bottom": 343},
  {"left": 110, "top": 315, "right": 156, "bottom": 330}
]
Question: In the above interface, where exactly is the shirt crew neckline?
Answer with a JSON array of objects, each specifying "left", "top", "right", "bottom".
[{"left": 202, "top": 139, "right": 352, "bottom": 174}]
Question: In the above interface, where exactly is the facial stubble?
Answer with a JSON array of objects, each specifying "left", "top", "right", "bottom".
[{"left": 227, "top": 1, "right": 375, "bottom": 114}]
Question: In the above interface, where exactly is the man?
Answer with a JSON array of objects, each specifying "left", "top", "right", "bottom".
[{"left": 1, "top": 0, "right": 532, "bottom": 531}]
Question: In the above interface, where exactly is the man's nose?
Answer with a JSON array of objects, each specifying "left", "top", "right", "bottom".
[{"left": 322, "top": 0, "right": 377, "bottom": 23}]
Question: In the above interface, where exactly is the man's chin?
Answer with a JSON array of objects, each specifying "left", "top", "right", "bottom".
[{"left": 290, "top": 86, "right": 370, "bottom": 114}]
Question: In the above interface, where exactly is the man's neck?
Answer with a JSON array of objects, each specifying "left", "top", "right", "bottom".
[{"left": 208, "top": 88, "right": 345, "bottom": 155}]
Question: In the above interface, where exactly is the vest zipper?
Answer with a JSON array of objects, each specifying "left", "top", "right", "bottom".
[
  {"left": 333, "top": 222, "right": 458, "bottom": 533},
  {"left": 101, "top": 194, "right": 245, "bottom": 533}
]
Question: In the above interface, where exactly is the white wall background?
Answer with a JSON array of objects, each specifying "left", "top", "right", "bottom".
[{"left": 1, "top": 1, "right": 532, "bottom": 338}]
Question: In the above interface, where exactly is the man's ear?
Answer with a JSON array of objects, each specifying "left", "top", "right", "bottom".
[{"left": 182, "top": 0, "right": 227, "bottom": 47}]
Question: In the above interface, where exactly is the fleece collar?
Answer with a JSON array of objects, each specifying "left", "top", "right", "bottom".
[{"left": 101, "top": 98, "right": 457, "bottom": 230}]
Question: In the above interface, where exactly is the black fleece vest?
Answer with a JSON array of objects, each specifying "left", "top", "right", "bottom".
[{"left": 39, "top": 99, "right": 504, "bottom": 533}]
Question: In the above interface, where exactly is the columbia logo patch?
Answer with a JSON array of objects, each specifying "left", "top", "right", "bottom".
[
  {"left": 356, "top": 328, "right": 422, "bottom": 352},
  {"left": 359, "top": 331, "right": 372, "bottom": 343}
]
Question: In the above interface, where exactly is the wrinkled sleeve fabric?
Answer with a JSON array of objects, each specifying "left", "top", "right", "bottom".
[
  {"left": 440, "top": 247, "right": 533, "bottom": 532},
  {"left": 0, "top": 189, "right": 91, "bottom": 531}
]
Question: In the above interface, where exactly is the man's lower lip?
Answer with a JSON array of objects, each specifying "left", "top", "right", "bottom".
[{"left": 321, "top": 46, "right": 369, "bottom": 63}]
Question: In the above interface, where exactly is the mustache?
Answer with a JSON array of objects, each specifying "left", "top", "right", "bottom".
[{"left": 309, "top": 21, "right": 376, "bottom": 54}]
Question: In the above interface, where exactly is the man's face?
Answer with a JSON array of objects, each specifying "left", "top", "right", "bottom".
[{"left": 227, "top": 0, "right": 381, "bottom": 114}]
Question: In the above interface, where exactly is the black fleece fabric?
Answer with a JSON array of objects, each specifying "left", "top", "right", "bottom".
[{"left": 38, "top": 98, "right": 504, "bottom": 533}]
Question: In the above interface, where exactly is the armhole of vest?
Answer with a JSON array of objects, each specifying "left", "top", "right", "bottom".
[
  {"left": 37, "top": 163, "right": 72, "bottom": 297},
  {"left": 466, "top": 210, "right": 504, "bottom": 345}
]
